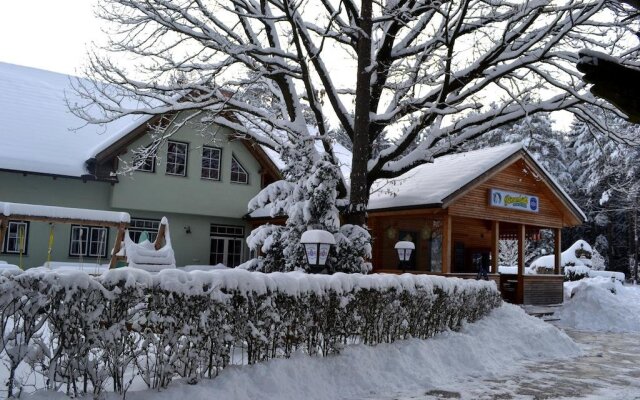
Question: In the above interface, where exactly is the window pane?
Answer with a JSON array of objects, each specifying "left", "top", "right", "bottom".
[
  {"left": 201, "top": 147, "right": 221, "bottom": 180},
  {"left": 166, "top": 141, "right": 188, "bottom": 176},
  {"left": 70, "top": 226, "right": 89, "bottom": 256},
  {"left": 4, "top": 222, "right": 28, "bottom": 254},
  {"left": 230, "top": 156, "right": 248, "bottom": 184}
]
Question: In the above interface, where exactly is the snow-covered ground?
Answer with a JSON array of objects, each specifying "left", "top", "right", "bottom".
[
  {"left": 24, "top": 304, "right": 579, "bottom": 400},
  {"left": 557, "top": 277, "right": 640, "bottom": 333}
]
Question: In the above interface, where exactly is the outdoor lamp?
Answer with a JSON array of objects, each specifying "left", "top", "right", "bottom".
[
  {"left": 395, "top": 241, "right": 415, "bottom": 264},
  {"left": 300, "top": 229, "right": 336, "bottom": 271}
]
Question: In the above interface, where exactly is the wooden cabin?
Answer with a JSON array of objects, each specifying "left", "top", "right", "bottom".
[{"left": 367, "top": 143, "right": 586, "bottom": 305}]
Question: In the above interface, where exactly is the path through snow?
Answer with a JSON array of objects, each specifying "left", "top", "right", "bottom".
[{"left": 367, "top": 329, "right": 640, "bottom": 400}]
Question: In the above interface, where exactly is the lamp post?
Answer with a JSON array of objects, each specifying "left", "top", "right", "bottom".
[
  {"left": 395, "top": 241, "right": 415, "bottom": 271},
  {"left": 300, "top": 229, "right": 336, "bottom": 273}
]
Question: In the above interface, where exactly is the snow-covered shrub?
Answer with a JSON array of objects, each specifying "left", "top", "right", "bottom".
[
  {"left": 0, "top": 269, "right": 500, "bottom": 397},
  {"left": 247, "top": 137, "right": 371, "bottom": 273},
  {"left": 333, "top": 225, "right": 373, "bottom": 274},
  {"left": 590, "top": 249, "right": 606, "bottom": 271},
  {"left": 564, "top": 265, "right": 591, "bottom": 282}
]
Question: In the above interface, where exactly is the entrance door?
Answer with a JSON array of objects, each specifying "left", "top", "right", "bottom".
[{"left": 210, "top": 225, "right": 245, "bottom": 267}]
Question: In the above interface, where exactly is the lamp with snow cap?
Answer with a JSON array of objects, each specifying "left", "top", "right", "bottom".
[
  {"left": 395, "top": 241, "right": 415, "bottom": 271},
  {"left": 300, "top": 229, "right": 335, "bottom": 273}
]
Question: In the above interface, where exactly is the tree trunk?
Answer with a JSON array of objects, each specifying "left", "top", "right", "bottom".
[
  {"left": 634, "top": 207, "right": 639, "bottom": 283},
  {"left": 347, "top": 0, "right": 373, "bottom": 227}
]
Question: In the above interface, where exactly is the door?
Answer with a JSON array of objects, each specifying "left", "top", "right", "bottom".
[{"left": 210, "top": 236, "right": 244, "bottom": 267}]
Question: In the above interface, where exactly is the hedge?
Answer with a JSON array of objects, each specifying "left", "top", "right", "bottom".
[{"left": 0, "top": 268, "right": 502, "bottom": 398}]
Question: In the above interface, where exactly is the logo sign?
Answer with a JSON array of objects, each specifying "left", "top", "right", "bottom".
[{"left": 489, "top": 189, "right": 539, "bottom": 213}]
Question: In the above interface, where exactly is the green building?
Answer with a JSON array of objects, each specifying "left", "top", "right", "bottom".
[{"left": 0, "top": 62, "right": 279, "bottom": 269}]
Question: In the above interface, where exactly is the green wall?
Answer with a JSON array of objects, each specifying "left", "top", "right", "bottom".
[
  {"left": 0, "top": 115, "right": 264, "bottom": 269},
  {"left": 0, "top": 171, "right": 116, "bottom": 268},
  {"left": 111, "top": 116, "right": 263, "bottom": 218}
]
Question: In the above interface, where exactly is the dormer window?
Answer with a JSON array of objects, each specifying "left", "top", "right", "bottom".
[
  {"left": 230, "top": 156, "right": 248, "bottom": 184},
  {"left": 166, "top": 141, "right": 188, "bottom": 176}
]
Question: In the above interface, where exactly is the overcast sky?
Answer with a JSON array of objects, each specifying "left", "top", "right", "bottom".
[
  {"left": 0, "top": 0, "right": 574, "bottom": 130},
  {"left": 0, "top": 1, "right": 102, "bottom": 75}
]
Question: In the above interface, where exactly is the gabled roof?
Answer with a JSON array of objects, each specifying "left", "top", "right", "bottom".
[
  {"left": 0, "top": 63, "right": 280, "bottom": 181},
  {"left": 0, "top": 62, "right": 146, "bottom": 178},
  {"left": 367, "top": 143, "right": 586, "bottom": 222},
  {"left": 368, "top": 143, "right": 524, "bottom": 210}
]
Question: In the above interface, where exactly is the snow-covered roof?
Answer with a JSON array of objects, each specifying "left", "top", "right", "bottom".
[
  {"left": 0, "top": 201, "right": 130, "bottom": 224},
  {"left": 368, "top": 143, "right": 523, "bottom": 210},
  {"left": 0, "top": 62, "right": 148, "bottom": 177}
]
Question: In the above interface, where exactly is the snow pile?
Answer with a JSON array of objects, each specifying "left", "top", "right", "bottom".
[
  {"left": 589, "top": 270, "right": 625, "bottom": 282},
  {"left": 123, "top": 218, "right": 175, "bottom": 271},
  {"left": 529, "top": 240, "right": 592, "bottom": 273},
  {"left": 0, "top": 263, "right": 21, "bottom": 271},
  {"left": 62, "top": 304, "right": 578, "bottom": 400},
  {"left": 41, "top": 261, "right": 109, "bottom": 275},
  {"left": 181, "top": 264, "right": 229, "bottom": 272},
  {"left": 556, "top": 277, "right": 640, "bottom": 332},
  {"left": 0, "top": 269, "right": 501, "bottom": 397},
  {"left": 0, "top": 201, "right": 130, "bottom": 223}
]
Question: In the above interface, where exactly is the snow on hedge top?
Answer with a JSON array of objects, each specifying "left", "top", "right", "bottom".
[
  {"left": 368, "top": 143, "right": 522, "bottom": 210},
  {"left": 0, "top": 201, "right": 130, "bottom": 223},
  {"left": 0, "top": 62, "right": 148, "bottom": 177},
  {"left": 8, "top": 267, "right": 496, "bottom": 298}
]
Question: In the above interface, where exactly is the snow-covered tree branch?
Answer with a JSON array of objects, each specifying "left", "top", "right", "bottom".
[{"left": 73, "top": 0, "right": 631, "bottom": 223}]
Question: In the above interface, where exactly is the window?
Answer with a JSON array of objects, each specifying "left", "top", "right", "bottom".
[
  {"left": 2, "top": 221, "right": 29, "bottom": 254},
  {"left": 128, "top": 218, "right": 160, "bottom": 243},
  {"left": 69, "top": 225, "right": 109, "bottom": 258},
  {"left": 210, "top": 224, "right": 245, "bottom": 267},
  {"left": 201, "top": 146, "right": 221, "bottom": 180},
  {"left": 166, "top": 141, "right": 188, "bottom": 176},
  {"left": 133, "top": 144, "right": 157, "bottom": 172},
  {"left": 230, "top": 156, "right": 248, "bottom": 184}
]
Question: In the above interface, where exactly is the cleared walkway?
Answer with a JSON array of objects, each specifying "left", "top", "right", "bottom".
[{"left": 368, "top": 329, "right": 640, "bottom": 400}]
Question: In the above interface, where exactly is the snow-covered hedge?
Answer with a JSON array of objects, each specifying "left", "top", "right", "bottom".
[{"left": 0, "top": 268, "right": 501, "bottom": 397}]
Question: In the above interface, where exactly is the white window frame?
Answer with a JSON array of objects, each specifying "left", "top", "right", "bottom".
[
  {"left": 69, "top": 226, "right": 109, "bottom": 258},
  {"left": 69, "top": 226, "right": 89, "bottom": 256},
  {"left": 166, "top": 140, "right": 189, "bottom": 176},
  {"left": 88, "top": 227, "right": 109, "bottom": 257},
  {"left": 210, "top": 224, "right": 245, "bottom": 267},
  {"left": 3, "top": 221, "right": 29, "bottom": 254},
  {"left": 201, "top": 146, "right": 222, "bottom": 180},
  {"left": 230, "top": 155, "right": 248, "bottom": 184},
  {"left": 128, "top": 218, "right": 160, "bottom": 243}
]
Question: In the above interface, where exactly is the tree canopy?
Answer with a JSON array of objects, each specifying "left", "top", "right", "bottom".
[{"left": 73, "top": 0, "right": 632, "bottom": 224}]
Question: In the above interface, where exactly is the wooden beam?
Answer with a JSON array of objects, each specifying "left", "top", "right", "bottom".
[
  {"left": 442, "top": 215, "right": 452, "bottom": 274},
  {"left": 554, "top": 228, "right": 562, "bottom": 275},
  {"left": 154, "top": 221, "right": 167, "bottom": 250},
  {"left": 491, "top": 221, "right": 500, "bottom": 273},
  {"left": 0, "top": 217, "right": 7, "bottom": 253},
  {"left": 517, "top": 223, "right": 526, "bottom": 304},
  {"left": 109, "top": 224, "right": 126, "bottom": 269},
  {"left": 6, "top": 214, "right": 125, "bottom": 228}
]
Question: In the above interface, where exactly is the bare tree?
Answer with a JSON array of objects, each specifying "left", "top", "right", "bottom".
[{"left": 73, "top": 0, "right": 630, "bottom": 225}]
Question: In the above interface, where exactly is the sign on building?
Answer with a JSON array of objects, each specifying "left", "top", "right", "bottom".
[{"left": 489, "top": 189, "right": 539, "bottom": 213}]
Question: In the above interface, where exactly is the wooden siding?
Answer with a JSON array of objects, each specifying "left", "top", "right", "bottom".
[
  {"left": 523, "top": 275, "right": 564, "bottom": 305},
  {"left": 447, "top": 159, "right": 571, "bottom": 228}
]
